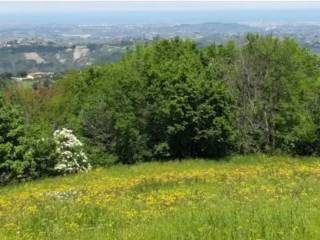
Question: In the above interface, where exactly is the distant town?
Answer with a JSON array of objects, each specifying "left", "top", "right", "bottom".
[{"left": 1, "top": 22, "right": 320, "bottom": 76}]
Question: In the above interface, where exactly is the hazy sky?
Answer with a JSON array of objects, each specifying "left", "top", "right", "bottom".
[
  {"left": 1, "top": 1, "right": 320, "bottom": 13},
  {"left": 1, "top": 1, "right": 320, "bottom": 25}
]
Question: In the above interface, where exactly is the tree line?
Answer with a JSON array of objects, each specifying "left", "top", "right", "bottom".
[{"left": 1, "top": 34, "right": 320, "bottom": 183}]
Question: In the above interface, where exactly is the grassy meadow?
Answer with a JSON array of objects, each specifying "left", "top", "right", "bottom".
[{"left": 1, "top": 155, "right": 320, "bottom": 239}]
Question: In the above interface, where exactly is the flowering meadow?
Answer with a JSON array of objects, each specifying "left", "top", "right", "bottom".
[{"left": 1, "top": 155, "right": 320, "bottom": 239}]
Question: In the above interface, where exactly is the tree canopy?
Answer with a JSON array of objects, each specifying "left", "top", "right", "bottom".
[{"left": 2, "top": 35, "right": 320, "bottom": 183}]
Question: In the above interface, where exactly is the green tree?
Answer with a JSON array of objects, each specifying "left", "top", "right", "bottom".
[
  {"left": 0, "top": 96, "right": 27, "bottom": 183},
  {"left": 141, "top": 39, "right": 235, "bottom": 158},
  {"left": 81, "top": 38, "right": 235, "bottom": 162},
  {"left": 229, "top": 34, "right": 320, "bottom": 153}
]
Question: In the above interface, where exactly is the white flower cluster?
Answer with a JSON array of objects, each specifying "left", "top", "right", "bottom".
[{"left": 53, "top": 128, "right": 91, "bottom": 174}]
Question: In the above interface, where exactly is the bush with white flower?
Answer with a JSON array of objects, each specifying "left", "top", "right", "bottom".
[{"left": 53, "top": 128, "right": 91, "bottom": 174}]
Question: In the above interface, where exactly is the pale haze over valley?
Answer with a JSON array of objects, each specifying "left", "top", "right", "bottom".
[{"left": 1, "top": 1, "right": 320, "bottom": 74}]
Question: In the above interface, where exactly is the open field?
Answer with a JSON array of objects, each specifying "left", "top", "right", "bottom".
[{"left": 1, "top": 155, "right": 320, "bottom": 239}]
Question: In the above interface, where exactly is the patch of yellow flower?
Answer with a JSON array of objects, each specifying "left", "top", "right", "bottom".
[{"left": 1, "top": 158, "right": 320, "bottom": 238}]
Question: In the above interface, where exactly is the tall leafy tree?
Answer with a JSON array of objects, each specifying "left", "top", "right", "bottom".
[
  {"left": 229, "top": 34, "right": 320, "bottom": 153},
  {"left": 0, "top": 96, "right": 26, "bottom": 182},
  {"left": 81, "top": 38, "right": 235, "bottom": 162}
]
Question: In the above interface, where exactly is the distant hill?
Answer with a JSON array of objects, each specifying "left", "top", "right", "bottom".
[
  {"left": 0, "top": 22, "right": 319, "bottom": 74},
  {"left": 0, "top": 43, "right": 127, "bottom": 74}
]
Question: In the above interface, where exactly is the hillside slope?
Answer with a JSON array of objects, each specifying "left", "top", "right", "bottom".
[{"left": 1, "top": 155, "right": 320, "bottom": 239}]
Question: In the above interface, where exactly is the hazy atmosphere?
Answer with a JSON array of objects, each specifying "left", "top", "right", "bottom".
[{"left": 1, "top": 1, "right": 320, "bottom": 24}]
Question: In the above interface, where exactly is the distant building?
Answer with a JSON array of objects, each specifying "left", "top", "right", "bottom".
[
  {"left": 11, "top": 75, "right": 34, "bottom": 82},
  {"left": 11, "top": 72, "right": 54, "bottom": 82},
  {"left": 28, "top": 72, "right": 54, "bottom": 79}
]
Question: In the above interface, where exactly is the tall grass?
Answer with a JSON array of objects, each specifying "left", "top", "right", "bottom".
[{"left": 1, "top": 155, "right": 320, "bottom": 239}]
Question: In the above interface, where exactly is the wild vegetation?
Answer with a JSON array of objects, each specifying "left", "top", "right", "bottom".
[
  {"left": 2, "top": 155, "right": 320, "bottom": 239},
  {"left": 1, "top": 34, "right": 320, "bottom": 239},
  {"left": 0, "top": 34, "right": 320, "bottom": 184}
]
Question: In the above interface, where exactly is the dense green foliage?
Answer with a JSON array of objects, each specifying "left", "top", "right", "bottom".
[
  {"left": 80, "top": 39, "right": 235, "bottom": 163},
  {"left": 0, "top": 96, "right": 27, "bottom": 182},
  {"left": 229, "top": 35, "right": 320, "bottom": 154},
  {"left": 0, "top": 97, "right": 56, "bottom": 184},
  {"left": 1, "top": 34, "right": 320, "bottom": 183}
]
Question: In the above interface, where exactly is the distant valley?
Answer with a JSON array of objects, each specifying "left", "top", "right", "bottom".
[{"left": 1, "top": 22, "right": 320, "bottom": 74}]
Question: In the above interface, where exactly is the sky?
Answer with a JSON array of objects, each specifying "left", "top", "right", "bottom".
[
  {"left": 0, "top": 1, "right": 320, "bottom": 24},
  {"left": 1, "top": 1, "right": 320, "bottom": 13}
]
